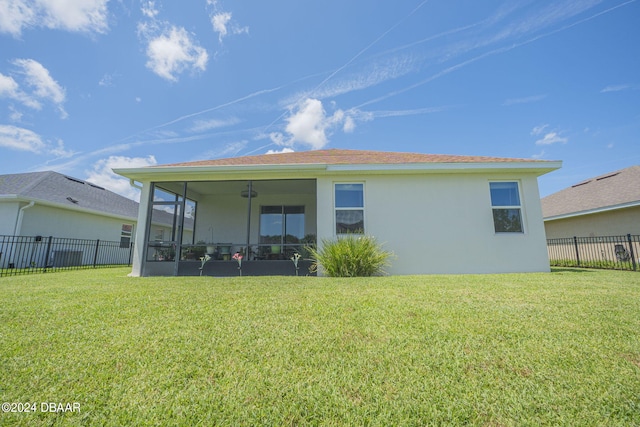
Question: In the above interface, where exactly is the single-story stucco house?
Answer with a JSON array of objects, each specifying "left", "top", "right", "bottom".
[
  {"left": 0, "top": 171, "right": 188, "bottom": 269},
  {"left": 542, "top": 165, "right": 640, "bottom": 239},
  {"left": 0, "top": 171, "right": 140, "bottom": 241},
  {"left": 114, "top": 149, "right": 561, "bottom": 276}
]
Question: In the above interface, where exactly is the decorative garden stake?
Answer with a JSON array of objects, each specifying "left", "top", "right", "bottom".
[
  {"left": 199, "top": 254, "right": 211, "bottom": 276},
  {"left": 291, "top": 252, "right": 301, "bottom": 276},
  {"left": 232, "top": 252, "right": 243, "bottom": 276}
]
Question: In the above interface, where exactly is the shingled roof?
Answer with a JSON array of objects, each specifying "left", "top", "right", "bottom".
[
  {"left": 160, "top": 148, "right": 539, "bottom": 167},
  {"left": 0, "top": 171, "right": 138, "bottom": 220},
  {"left": 541, "top": 165, "right": 640, "bottom": 219}
]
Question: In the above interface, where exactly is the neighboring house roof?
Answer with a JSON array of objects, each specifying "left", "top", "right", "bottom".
[
  {"left": 541, "top": 165, "right": 640, "bottom": 220},
  {"left": 115, "top": 149, "right": 561, "bottom": 181},
  {"left": 0, "top": 171, "right": 139, "bottom": 220}
]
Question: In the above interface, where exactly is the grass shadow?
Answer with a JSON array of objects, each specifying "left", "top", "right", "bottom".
[{"left": 550, "top": 267, "right": 595, "bottom": 273}]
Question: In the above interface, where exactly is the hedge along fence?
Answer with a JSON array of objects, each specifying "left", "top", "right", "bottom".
[
  {"left": 547, "top": 234, "right": 639, "bottom": 271},
  {"left": 0, "top": 235, "right": 134, "bottom": 277}
]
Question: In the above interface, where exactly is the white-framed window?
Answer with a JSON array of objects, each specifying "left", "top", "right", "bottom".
[
  {"left": 334, "top": 183, "right": 364, "bottom": 234},
  {"left": 489, "top": 181, "right": 524, "bottom": 233},
  {"left": 120, "top": 224, "right": 134, "bottom": 248}
]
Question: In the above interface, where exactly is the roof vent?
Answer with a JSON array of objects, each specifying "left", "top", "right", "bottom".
[
  {"left": 66, "top": 196, "right": 79, "bottom": 204},
  {"left": 571, "top": 180, "right": 591, "bottom": 188},
  {"left": 65, "top": 176, "right": 85, "bottom": 185},
  {"left": 88, "top": 182, "right": 105, "bottom": 190},
  {"left": 596, "top": 172, "right": 620, "bottom": 181}
]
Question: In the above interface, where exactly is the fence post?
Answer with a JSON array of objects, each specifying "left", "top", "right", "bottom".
[
  {"left": 43, "top": 236, "right": 53, "bottom": 271},
  {"left": 93, "top": 239, "right": 100, "bottom": 268},
  {"left": 573, "top": 236, "right": 581, "bottom": 267},
  {"left": 128, "top": 242, "right": 134, "bottom": 266},
  {"left": 628, "top": 234, "right": 637, "bottom": 271}
]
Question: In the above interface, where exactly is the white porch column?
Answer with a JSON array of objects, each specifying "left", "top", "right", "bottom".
[{"left": 129, "top": 180, "right": 151, "bottom": 276}]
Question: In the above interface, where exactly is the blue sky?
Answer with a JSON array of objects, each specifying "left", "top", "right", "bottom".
[{"left": 1, "top": 0, "right": 638, "bottom": 200}]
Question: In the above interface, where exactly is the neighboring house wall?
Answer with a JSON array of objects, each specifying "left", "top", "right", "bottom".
[
  {"left": 544, "top": 206, "right": 640, "bottom": 238},
  {"left": 20, "top": 204, "right": 134, "bottom": 242},
  {"left": 317, "top": 172, "right": 550, "bottom": 274},
  {"left": 0, "top": 202, "right": 20, "bottom": 235}
]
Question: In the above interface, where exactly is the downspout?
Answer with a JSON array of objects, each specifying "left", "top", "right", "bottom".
[
  {"left": 7, "top": 200, "right": 34, "bottom": 269},
  {"left": 14, "top": 201, "right": 35, "bottom": 236}
]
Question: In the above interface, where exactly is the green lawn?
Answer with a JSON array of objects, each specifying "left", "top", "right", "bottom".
[{"left": 1, "top": 268, "right": 639, "bottom": 426}]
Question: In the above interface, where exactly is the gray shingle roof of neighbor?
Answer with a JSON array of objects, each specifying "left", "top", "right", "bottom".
[
  {"left": 541, "top": 165, "right": 640, "bottom": 219},
  {"left": 0, "top": 171, "right": 139, "bottom": 220}
]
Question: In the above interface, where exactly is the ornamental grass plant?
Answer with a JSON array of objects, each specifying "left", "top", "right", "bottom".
[{"left": 308, "top": 234, "right": 393, "bottom": 277}]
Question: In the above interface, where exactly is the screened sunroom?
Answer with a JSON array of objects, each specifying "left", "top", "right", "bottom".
[{"left": 143, "top": 179, "right": 317, "bottom": 276}]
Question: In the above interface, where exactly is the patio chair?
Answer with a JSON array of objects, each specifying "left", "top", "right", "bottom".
[{"left": 614, "top": 244, "right": 630, "bottom": 262}]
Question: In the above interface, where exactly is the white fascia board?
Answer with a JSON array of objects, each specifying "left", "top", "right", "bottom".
[
  {"left": 544, "top": 200, "right": 640, "bottom": 222},
  {"left": 326, "top": 161, "right": 562, "bottom": 175},
  {"left": 113, "top": 163, "right": 326, "bottom": 181},
  {"left": 114, "top": 160, "right": 562, "bottom": 180}
]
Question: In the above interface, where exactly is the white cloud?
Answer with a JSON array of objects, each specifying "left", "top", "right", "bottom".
[
  {"left": 0, "top": 0, "right": 109, "bottom": 36},
  {"left": 211, "top": 12, "right": 231, "bottom": 41},
  {"left": 98, "top": 73, "right": 119, "bottom": 87},
  {"left": 141, "top": 1, "right": 159, "bottom": 19},
  {"left": 601, "top": 84, "right": 637, "bottom": 93},
  {"left": 535, "top": 132, "right": 568, "bottom": 145},
  {"left": 283, "top": 54, "right": 418, "bottom": 107},
  {"left": 141, "top": 25, "right": 208, "bottom": 82},
  {"left": 49, "top": 138, "right": 75, "bottom": 159},
  {"left": 189, "top": 117, "right": 240, "bottom": 133},
  {"left": 531, "top": 150, "right": 545, "bottom": 159},
  {"left": 199, "top": 140, "right": 247, "bottom": 159},
  {"left": 343, "top": 115, "right": 356, "bottom": 133},
  {"left": 531, "top": 124, "right": 549, "bottom": 136},
  {"left": 11, "top": 58, "right": 67, "bottom": 118},
  {"left": 0, "top": 124, "right": 76, "bottom": 157},
  {"left": 0, "top": 124, "right": 47, "bottom": 152},
  {"left": 0, "top": 70, "right": 40, "bottom": 109},
  {"left": 8, "top": 105, "right": 23, "bottom": 121},
  {"left": 266, "top": 147, "right": 294, "bottom": 155},
  {"left": 271, "top": 98, "right": 362, "bottom": 150},
  {"left": 0, "top": 72, "right": 20, "bottom": 97},
  {"left": 284, "top": 98, "right": 329, "bottom": 150},
  {"left": 208, "top": 4, "right": 248, "bottom": 43},
  {"left": 85, "top": 155, "right": 158, "bottom": 201}
]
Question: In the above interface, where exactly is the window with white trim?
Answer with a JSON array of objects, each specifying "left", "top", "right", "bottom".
[
  {"left": 489, "top": 181, "right": 523, "bottom": 233},
  {"left": 120, "top": 224, "right": 133, "bottom": 248},
  {"left": 335, "top": 183, "right": 364, "bottom": 234}
]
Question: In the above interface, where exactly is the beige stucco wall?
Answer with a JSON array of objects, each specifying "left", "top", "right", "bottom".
[
  {"left": 131, "top": 172, "right": 551, "bottom": 276},
  {"left": 544, "top": 206, "right": 640, "bottom": 239},
  {"left": 0, "top": 202, "right": 20, "bottom": 235},
  {"left": 317, "top": 172, "right": 550, "bottom": 274},
  {"left": 19, "top": 204, "right": 134, "bottom": 241}
]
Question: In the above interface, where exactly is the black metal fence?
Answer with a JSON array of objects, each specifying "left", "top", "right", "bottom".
[
  {"left": 0, "top": 235, "right": 134, "bottom": 277},
  {"left": 547, "top": 234, "right": 639, "bottom": 271}
]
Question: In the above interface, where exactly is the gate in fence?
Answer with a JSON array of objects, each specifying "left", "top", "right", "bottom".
[
  {"left": 547, "top": 234, "right": 639, "bottom": 271},
  {"left": 0, "top": 235, "right": 134, "bottom": 277}
]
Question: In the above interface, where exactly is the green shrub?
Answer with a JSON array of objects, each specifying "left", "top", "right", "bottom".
[{"left": 308, "top": 235, "right": 393, "bottom": 277}]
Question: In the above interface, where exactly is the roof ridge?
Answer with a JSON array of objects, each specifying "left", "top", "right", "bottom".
[{"left": 12, "top": 171, "right": 54, "bottom": 196}]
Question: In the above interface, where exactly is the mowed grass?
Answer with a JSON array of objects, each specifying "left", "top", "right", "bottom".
[{"left": 1, "top": 268, "right": 639, "bottom": 426}]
